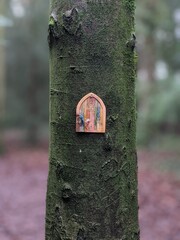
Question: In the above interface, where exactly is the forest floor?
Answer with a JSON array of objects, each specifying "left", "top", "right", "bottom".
[{"left": 0, "top": 144, "right": 179, "bottom": 240}]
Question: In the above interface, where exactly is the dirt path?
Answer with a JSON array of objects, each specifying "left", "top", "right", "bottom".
[{"left": 0, "top": 149, "right": 47, "bottom": 240}]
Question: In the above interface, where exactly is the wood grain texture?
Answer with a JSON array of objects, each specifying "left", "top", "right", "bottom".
[{"left": 76, "top": 93, "right": 106, "bottom": 133}]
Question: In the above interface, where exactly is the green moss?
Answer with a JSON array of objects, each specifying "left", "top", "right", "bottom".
[
  {"left": 49, "top": 16, "right": 55, "bottom": 26},
  {"left": 123, "top": 0, "right": 136, "bottom": 12},
  {"left": 134, "top": 52, "right": 138, "bottom": 66}
]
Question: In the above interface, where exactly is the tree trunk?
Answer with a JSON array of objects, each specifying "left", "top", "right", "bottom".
[
  {"left": 26, "top": 1, "right": 39, "bottom": 145},
  {"left": 46, "top": 1, "right": 139, "bottom": 239}
]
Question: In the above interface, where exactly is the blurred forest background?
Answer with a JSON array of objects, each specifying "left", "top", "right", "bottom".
[
  {"left": 0, "top": 0, "right": 49, "bottom": 146},
  {"left": 0, "top": 1, "right": 180, "bottom": 240},
  {"left": 0, "top": 0, "right": 179, "bottom": 148}
]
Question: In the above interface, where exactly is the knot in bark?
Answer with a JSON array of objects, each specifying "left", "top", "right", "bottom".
[{"left": 63, "top": 8, "right": 82, "bottom": 35}]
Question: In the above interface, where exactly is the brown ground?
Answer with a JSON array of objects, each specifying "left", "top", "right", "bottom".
[{"left": 0, "top": 147, "right": 179, "bottom": 240}]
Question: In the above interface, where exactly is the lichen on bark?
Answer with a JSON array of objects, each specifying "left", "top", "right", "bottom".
[{"left": 46, "top": 0, "right": 139, "bottom": 239}]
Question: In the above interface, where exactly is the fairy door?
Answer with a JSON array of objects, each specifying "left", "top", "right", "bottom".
[{"left": 76, "top": 93, "right": 106, "bottom": 133}]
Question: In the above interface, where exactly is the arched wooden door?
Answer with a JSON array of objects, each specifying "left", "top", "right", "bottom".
[{"left": 76, "top": 93, "right": 106, "bottom": 133}]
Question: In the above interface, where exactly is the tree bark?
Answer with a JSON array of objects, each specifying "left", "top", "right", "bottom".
[{"left": 46, "top": 1, "right": 139, "bottom": 239}]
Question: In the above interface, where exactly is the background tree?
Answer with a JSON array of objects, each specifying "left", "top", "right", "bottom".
[
  {"left": 46, "top": 1, "right": 139, "bottom": 239},
  {"left": 5, "top": 0, "right": 49, "bottom": 144},
  {"left": 0, "top": 0, "right": 10, "bottom": 152},
  {"left": 0, "top": 0, "right": 6, "bottom": 119},
  {"left": 136, "top": 0, "right": 180, "bottom": 145}
]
